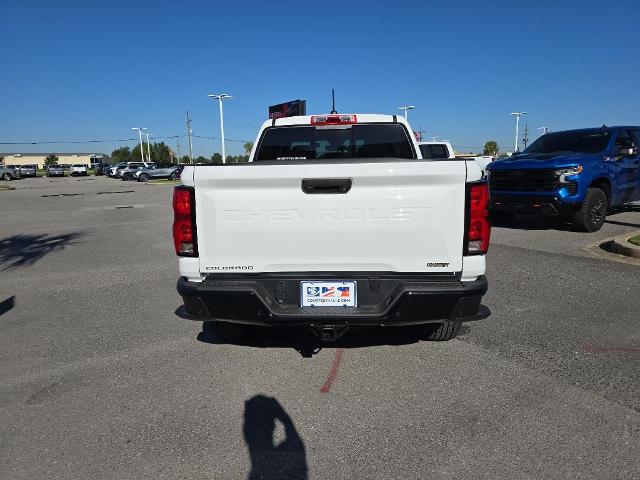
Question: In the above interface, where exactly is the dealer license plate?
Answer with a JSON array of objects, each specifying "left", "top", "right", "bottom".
[{"left": 300, "top": 281, "right": 357, "bottom": 307}]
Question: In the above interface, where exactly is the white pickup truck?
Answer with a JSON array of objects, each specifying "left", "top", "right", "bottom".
[
  {"left": 418, "top": 141, "right": 456, "bottom": 159},
  {"left": 419, "top": 141, "right": 493, "bottom": 176},
  {"left": 174, "top": 113, "right": 490, "bottom": 341}
]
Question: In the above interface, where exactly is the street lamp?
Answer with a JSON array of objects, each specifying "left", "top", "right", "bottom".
[
  {"left": 398, "top": 105, "right": 415, "bottom": 120},
  {"left": 131, "top": 127, "right": 147, "bottom": 161},
  {"left": 207, "top": 93, "right": 232, "bottom": 163},
  {"left": 144, "top": 133, "right": 154, "bottom": 163},
  {"left": 510, "top": 112, "right": 527, "bottom": 152}
]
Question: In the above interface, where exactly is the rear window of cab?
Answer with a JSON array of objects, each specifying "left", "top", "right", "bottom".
[{"left": 255, "top": 123, "right": 415, "bottom": 161}]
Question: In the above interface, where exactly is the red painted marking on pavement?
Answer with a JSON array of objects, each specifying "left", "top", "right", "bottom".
[
  {"left": 582, "top": 345, "right": 640, "bottom": 353},
  {"left": 320, "top": 348, "right": 345, "bottom": 393}
]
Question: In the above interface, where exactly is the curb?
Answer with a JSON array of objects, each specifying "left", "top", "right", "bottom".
[
  {"left": 584, "top": 233, "right": 640, "bottom": 266},
  {"left": 609, "top": 231, "right": 640, "bottom": 259}
]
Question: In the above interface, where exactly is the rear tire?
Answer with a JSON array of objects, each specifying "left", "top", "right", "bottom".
[
  {"left": 573, "top": 188, "right": 607, "bottom": 232},
  {"left": 2, "top": 173, "right": 12, "bottom": 181},
  {"left": 421, "top": 320, "right": 462, "bottom": 341},
  {"left": 203, "top": 321, "right": 246, "bottom": 340},
  {"left": 138, "top": 173, "right": 150, "bottom": 182}
]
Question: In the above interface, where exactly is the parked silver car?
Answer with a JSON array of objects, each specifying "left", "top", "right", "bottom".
[
  {"left": 134, "top": 164, "right": 182, "bottom": 182},
  {"left": 46, "top": 165, "right": 65, "bottom": 177},
  {"left": 18, "top": 165, "right": 38, "bottom": 177},
  {"left": 1, "top": 165, "right": 22, "bottom": 180},
  {"left": 114, "top": 162, "right": 153, "bottom": 180},
  {"left": 120, "top": 163, "right": 151, "bottom": 180},
  {"left": 108, "top": 162, "right": 128, "bottom": 177}
]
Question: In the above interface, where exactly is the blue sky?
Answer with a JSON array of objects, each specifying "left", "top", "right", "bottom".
[{"left": 1, "top": 0, "right": 638, "bottom": 157}]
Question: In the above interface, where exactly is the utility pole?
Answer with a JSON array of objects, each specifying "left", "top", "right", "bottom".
[
  {"left": 176, "top": 139, "right": 181, "bottom": 163},
  {"left": 510, "top": 112, "right": 527, "bottom": 152},
  {"left": 522, "top": 123, "right": 529, "bottom": 150},
  {"left": 416, "top": 124, "right": 426, "bottom": 142},
  {"left": 185, "top": 111, "right": 193, "bottom": 164}
]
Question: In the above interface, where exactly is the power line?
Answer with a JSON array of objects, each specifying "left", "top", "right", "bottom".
[
  {"left": 0, "top": 135, "right": 183, "bottom": 145},
  {"left": 1, "top": 134, "right": 251, "bottom": 146},
  {"left": 192, "top": 135, "right": 250, "bottom": 143}
]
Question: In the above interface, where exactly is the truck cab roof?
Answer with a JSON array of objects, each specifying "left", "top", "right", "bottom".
[{"left": 264, "top": 113, "right": 410, "bottom": 128}]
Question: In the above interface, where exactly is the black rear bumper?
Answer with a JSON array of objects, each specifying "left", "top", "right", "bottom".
[
  {"left": 177, "top": 273, "right": 489, "bottom": 326},
  {"left": 490, "top": 194, "right": 581, "bottom": 215}
]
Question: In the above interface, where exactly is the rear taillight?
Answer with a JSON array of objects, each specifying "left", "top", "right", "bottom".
[
  {"left": 173, "top": 186, "right": 198, "bottom": 256},
  {"left": 465, "top": 183, "right": 490, "bottom": 255},
  {"left": 310, "top": 114, "right": 357, "bottom": 125}
]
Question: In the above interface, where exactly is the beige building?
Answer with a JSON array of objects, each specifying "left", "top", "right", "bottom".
[{"left": 1, "top": 153, "right": 108, "bottom": 169}]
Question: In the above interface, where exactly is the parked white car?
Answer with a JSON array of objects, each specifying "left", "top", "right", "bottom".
[{"left": 70, "top": 164, "right": 88, "bottom": 176}]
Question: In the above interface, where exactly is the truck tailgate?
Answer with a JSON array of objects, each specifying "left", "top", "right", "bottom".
[{"left": 193, "top": 161, "right": 467, "bottom": 274}]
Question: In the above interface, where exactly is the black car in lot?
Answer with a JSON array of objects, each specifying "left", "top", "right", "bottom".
[{"left": 94, "top": 164, "right": 111, "bottom": 176}]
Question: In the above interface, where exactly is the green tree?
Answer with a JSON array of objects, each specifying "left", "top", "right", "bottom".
[
  {"left": 483, "top": 141, "right": 499, "bottom": 156},
  {"left": 194, "top": 155, "right": 208, "bottom": 164},
  {"left": 151, "top": 142, "right": 173, "bottom": 163},
  {"left": 130, "top": 144, "right": 147, "bottom": 162},
  {"left": 130, "top": 142, "right": 175, "bottom": 163},
  {"left": 44, "top": 154, "right": 59, "bottom": 166},
  {"left": 243, "top": 141, "right": 254, "bottom": 155},
  {"left": 210, "top": 153, "right": 223, "bottom": 163},
  {"left": 180, "top": 155, "right": 191, "bottom": 164},
  {"left": 111, "top": 147, "right": 131, "bottom": 163}
]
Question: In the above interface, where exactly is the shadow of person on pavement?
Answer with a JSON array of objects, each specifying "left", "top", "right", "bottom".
[{"left": 243, "top": 395, "right": 308, "bottom": 480}]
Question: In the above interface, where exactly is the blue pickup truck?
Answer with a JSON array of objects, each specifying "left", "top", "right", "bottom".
[{"left": 487, "top": 126, "right": 640, "bottom": 232}]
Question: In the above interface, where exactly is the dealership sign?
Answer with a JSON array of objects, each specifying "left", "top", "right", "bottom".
[{"left": 268, "top": 99, "right": 307, "bottom": 119}]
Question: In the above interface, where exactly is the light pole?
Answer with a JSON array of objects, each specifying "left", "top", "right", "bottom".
[
  {"left": 2, "top": 156, "right": 7, "bottom": 189},
  {"left": 144, "top": 133, "right": 154, "bottom": 163},
  {"left": 207, "top": 93, "right": 232, "bottom": 163},
  {"left": 398, "top": 105, "right": 414, "bottom": 120},
  {"left": 510, "top": 112, "right": 527, "bottom": 152},
  {"left": 131, "top": 127, "right": 147, "bottom": 162},
  {"left": 538, "top": 126, "right": 549, "bottom": 136}
]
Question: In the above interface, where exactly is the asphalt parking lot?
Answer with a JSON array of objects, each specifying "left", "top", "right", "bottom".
[{"left": 1, "top": 176, "right": 640, "bottom": 479}]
